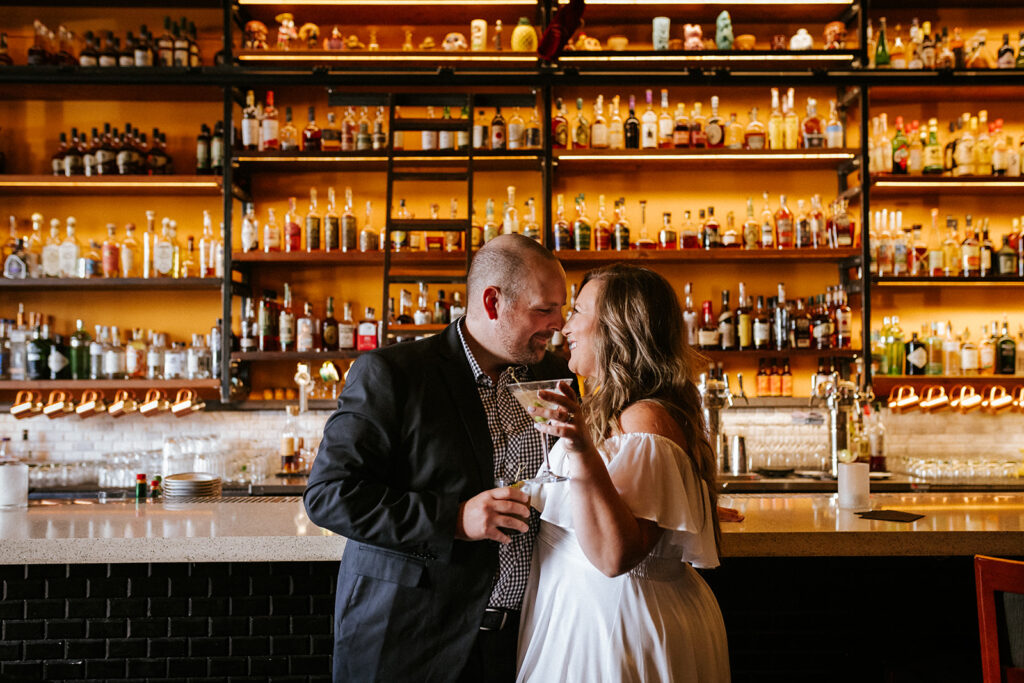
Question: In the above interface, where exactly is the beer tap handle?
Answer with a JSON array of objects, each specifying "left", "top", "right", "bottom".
[
  {"left": 809, "top": 373, "right": 819, "bottom": 407},
  {"left": 736, "top": 372, "right": 749, "bottom": 405},
  {"left": 722, "top": 374, "right": 734, "bottom": 409}
]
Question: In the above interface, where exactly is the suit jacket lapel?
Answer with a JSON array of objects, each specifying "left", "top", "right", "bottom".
[{"left": 437, "top": 324, "right": 494, "bottom": 491}]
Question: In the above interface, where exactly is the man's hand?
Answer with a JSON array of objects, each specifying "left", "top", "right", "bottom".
[{"left": 456, "top": 487, "right": 531, "bottom": 544}]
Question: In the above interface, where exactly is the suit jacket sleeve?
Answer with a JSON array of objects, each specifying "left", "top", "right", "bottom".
[{"left": 303, "top": 352, "right": 459, "bottom": 561}]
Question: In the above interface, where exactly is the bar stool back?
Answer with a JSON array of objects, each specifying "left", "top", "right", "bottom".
[{"left": 975, "top": 554, "right": 1024, "bottom": 683}]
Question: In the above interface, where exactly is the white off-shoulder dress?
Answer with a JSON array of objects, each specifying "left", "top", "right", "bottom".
[{"left": 516, "top": 432, "right": 730, "bottom": 683}]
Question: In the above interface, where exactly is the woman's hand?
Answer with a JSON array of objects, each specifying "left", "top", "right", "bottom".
[
  {"left": 530, "top": 381, "right": 596, "bottom": 459},
  {"left": 718, "top": 506, "right": 745, "bottom": 523}
]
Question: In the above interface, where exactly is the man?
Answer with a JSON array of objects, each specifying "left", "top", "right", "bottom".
[{"left": 305, "top": 234, "right": 574, "bottom": 682}]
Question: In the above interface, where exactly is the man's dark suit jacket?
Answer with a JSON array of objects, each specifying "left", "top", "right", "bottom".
[{"left": 304, "top": 322, "right": 573, "bottom": 682}]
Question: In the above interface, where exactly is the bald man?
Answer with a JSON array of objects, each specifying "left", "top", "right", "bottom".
[{"left": 305, "top": 235, "right": 575, "bottom": 683}]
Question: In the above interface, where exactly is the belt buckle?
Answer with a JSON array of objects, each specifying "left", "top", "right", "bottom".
[{"left": 481, "top": 607, "right": 508, "bottom": 631}]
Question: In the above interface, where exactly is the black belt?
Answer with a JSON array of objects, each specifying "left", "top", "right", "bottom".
[{"left": 480, "top": 607, "right": 519, "bottom": 631}]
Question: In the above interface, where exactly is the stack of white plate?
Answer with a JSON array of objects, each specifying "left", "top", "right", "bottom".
[{"left": 162, "top": 472, "right": 222, "bottom": 498}]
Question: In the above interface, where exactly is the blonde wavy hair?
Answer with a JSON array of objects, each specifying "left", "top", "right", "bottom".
[{"left": 579, "top": 264, "right": 720, "bottom": 548}]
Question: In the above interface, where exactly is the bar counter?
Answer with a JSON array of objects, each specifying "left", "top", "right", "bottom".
[{"left": 2, "top": 491, "right": 1022, "bottom": 564}]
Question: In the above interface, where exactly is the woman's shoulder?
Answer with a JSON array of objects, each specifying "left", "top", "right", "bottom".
[{"left": 617, "top": 400, "right": 687, "bottom": 446}]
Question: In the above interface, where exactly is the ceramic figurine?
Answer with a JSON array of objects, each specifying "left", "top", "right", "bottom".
[
  {"left": 652, "top": 16, "right": 670, "bottom": 51},
  {"left": 683, "top": 24, "right": 704, "bottom": 51},
  {"left": 244, "top": 20, "right": 269, "bottom": 50},
  {"left": 734, "top": 34, "right": 756, "bottom": 50},
  {"left": 571, "top": 34, "right": 601, "bottom": 51},
  {"left": 419, "top": 36, "right": 436, "bottom": 50},
  {"left": 823, "top": 21, "right": 846, "bottom": 50},
  {"left": 715, "top": 11, "right": 734, "bottom": 50},
  {"left": 274, "top": 13, "right": 298, "bottom": 51},
  {"left": 324, "top": 26, "right": 344, "bottom": 51},
  {"left": 298, "top": 23, "right": 319, "bottom": 50},
  {"left": 443, "top": 32, "right": 468, "bottom": 51},
  {"left": 367, "top": 27, "right": 379, "bottom": 51},
  {"left": 771, "top": 34, "right": 788, "bottom": 51},
  {"left": 401, "top": 26, "right": 414, "bottom": 52},
  {"left": 789, "top": 28, "right": 813, "bottom": 50},
  {"left": 470, "top": 19, "right": 487, "bottom": 51},
  {"left": 344, "top": 34, "right": 365, "bottom": 50},
  {"left": 511, "top": 17, "right": 538, "bottom": 52},
  {"left": 494, "top": 20, "right": 503, "bottom": 51}
]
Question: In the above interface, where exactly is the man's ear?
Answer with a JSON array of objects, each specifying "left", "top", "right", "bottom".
[{"left": 482, "top": 286, "right": 501, "bottom": 320}]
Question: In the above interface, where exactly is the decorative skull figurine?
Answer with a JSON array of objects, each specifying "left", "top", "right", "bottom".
[
  {"left": 823, "top": 21, "right": 846, "bottom": 50},
  {"left": 715, "top": 11, "right": 734, "bottom": 50},
  {"left": 443, "top": 32, "right": 468, "bottom": 51},
  {"left": 274, "top": 13, "right": 298, "bottom": 51},
  {"left": 244, "top": 20, "right": 269, "bottom": 50},
  {"left": 683, "top": 24, "right": 704, "bottom": 51},
  {"left": 789, "top": 28, "right": 814, "bottom": 51}
]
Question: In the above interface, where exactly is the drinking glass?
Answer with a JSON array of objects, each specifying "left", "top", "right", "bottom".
[{"left": 507, "top": 380, "right": 569, "bottom": 484}]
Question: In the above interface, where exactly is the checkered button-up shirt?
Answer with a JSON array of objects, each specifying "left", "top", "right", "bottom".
[{"left": 457, "top": 319, "right": 545, "bottom": 610}]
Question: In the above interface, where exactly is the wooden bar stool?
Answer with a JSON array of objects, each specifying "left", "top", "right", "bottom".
[{"left": 975, "top": 555, "right": 1024, "bottom": 683}]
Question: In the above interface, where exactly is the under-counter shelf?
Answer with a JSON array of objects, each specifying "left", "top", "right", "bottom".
[
  {"left": 870, "top": 175, "right": 1024, "bottom": 196},
  {"left": 873, "top": 276, "right": 1024, "bottom": 288},
  {"left": 0, "top": 174, "right": 223, "bottom": 195},
  {"left": 0, "top": 277, "right": 223, "bottom": 291}
]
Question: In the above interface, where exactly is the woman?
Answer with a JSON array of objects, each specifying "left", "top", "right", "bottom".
[{"left": 516, "top": 264, "right": 730, "bottom": 682}]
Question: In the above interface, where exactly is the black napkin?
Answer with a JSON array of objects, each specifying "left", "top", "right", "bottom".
[{"left": 855, "top": 509, "right": 924, "bottom": 523}]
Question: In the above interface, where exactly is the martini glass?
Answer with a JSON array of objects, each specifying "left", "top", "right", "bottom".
[{"left": 507, "top": 379, "right": 570, "bottom": 484}]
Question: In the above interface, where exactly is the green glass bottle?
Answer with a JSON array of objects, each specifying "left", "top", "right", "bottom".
[
  {"left": 875, "top": 17, "right": 891, "bottom": 68},
  {"left": 572, "top": 194, "right": 592, "bottom": 251},
  {"left": 69, "top": 319, "right": 92, "bottom": 380}
]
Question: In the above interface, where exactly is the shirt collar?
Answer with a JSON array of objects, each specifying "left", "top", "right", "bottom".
[{"left": 457, "top": 317, "right": 528, "bottom": 388}]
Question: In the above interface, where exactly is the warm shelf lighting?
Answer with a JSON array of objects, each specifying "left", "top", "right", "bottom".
[
  {"left": 234, "top": 155, "right": 384, "bottom": 163},
  {"left": 557, "top": 152, "right": 856, "bottom": 161},
  {"left": 0, "top": 179, "right": 220, "bottom": 189},
  {"left": 240, "top": 0, "right": 535, "bottom": 4},
  {"left": 559, "top": 53, "right": 856, "bottom": 63},
  {"left": 875, "top": 180, "right": 1024, "bottom": 188},
  {"left": 564, "top": 0, "right": 852, "bottom": 4},
  {"left": 238, "top": 53, "right": 536, "bottom": 63}
]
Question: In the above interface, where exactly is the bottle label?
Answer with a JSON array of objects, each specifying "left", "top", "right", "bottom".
[
  {"left": 697, "top": 329, "right": 719, "bottom": 347},
  {"left": 211, "top": 137, "right": 224, "bottom": 168},
  {"left": 42, "top": 247, "right": 61, "bottom": 277},
  {"left": 322, "top": 324, "right": 339, "bottom": 349},
  {"left": 981, "top": 249, "right": 991, "bottom": 272},
  {"left": 356, "top": 321, "right": 377, "bottom": 350},
  {"left": 103, "top": 350, "right": 125, "bottom": 375},
  {"left": 48, "top": 349, "right": 69, "bottom": 375},
  {"left": 473, "top": 124, "right": 488, "bottom": 149},
  {"left": 717, "top": 320, "right": 735, "bottom": 347},
  {"left": 961, "top": 348, "right": 979, "bottom": 371},
  {"left": 80, "top": 55, "right": 98, "bottom": 67},
  {"left": 297, "top": 319, "right": 314, "bottom": 352},
  {"left": 962, "top": 245, "right": 980, "bottom": 270},
  {"left": 705, "top": 122, "right": 724, "bottom": 147},
  {"left": 262, "top": 119, "right": 279, "bottom": 148},
  {"left": 907, "top": 346, "right": 927, "bottom": 370},
  {"left": 242, "top": 119, "right": 260, "bottom": 148},
  {"left": 508, "top": 122, "right": 524, "bottom": 149},
  {"left": 305, "top": 217, "right": 321, "bottom": 250},
  {"left": 164, "top": 352, "right": 185, "bottom": 377},
  {"left": 279, "top": 313, "right": 295, "bottom": 345},
  {"left": 58, "top": 243, "right": 79, "bottom": 276},
  {"left": 153, "top": 241, "right": 173, "bottom": 274},
  {"left": 126, "top": 347, "right": 143, "bottom": 375},
  {"left": 338, "top": 323, "right": 356, "bottom": 349},
  {"left": 753, "top": 321, "right": 771, "bottom": 346},
  {"left": 756, "top": 375, "right": 770, "bottom": 397},
  {"left": 979, "top": 345, "right": 995, "bottom": 371}
]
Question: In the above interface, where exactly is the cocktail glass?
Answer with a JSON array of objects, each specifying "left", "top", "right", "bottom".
[{"left": 507, "top": 379, "right": 570, "bottom": 484}]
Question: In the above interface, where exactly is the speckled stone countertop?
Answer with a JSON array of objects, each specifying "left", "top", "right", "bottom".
[{"left": 0, "top": 492, "right": 1022, "bottom": 564}]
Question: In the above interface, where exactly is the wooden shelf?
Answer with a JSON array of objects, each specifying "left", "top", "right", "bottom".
[
  {"left": 553, "top": 148, "right": 858, "bottom": 172},
  {"left": 0, "top": 174, "right": 223, "bottom": 195},
  {"left": 556, "top": 50, "right": 856, "bottom": 72},
  {"left": 231, "top": 351, "right": 363, "bottom": 362},
  {"left": 873, "top": 276, "right": 1024, "bottom": 288},
  {"left": 870, "top": 175, "right": 1024, "bottom": 196},
  {"left": 866, "top": 83, "right": 1024, "bottom": 104},
  {"left": 209, "top": 399, "right": 339, "bottom": 412},
  {"left": 567, "top": 0, "right": 855, "bottom": 24},
  {"left": 701, "top": 348, "right": 861, "bottom": 360},
  {"left": 387, "top": 324, "right": 447, "bottom": 334},
  {"left": 235, "top": 50, "right": 539, "bottom": 71},
  {"left": 0, "top": 379, "right": 220, "bottom": 392},
  {"left": 231, "top": 251, "right": 463, "bottom": 266},
  {"left": 0, "top": 277, "right": 223, "bottom": 291},
  {"left": 555, "top": 248, "right": 861, "bottom": 266},
  {"left": 233, "top": 150, "right": 541, "bottom": 173}
]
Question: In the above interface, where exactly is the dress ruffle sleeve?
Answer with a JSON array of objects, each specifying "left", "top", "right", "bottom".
[{"left": 529, "top": 433, "right": 720, "bottom": 569}]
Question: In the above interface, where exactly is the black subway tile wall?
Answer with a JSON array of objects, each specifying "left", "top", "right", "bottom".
[{"left": 1, "top": 562, "right": 337, "bottom": 681}]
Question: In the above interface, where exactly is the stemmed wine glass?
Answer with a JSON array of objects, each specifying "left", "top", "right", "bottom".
[{"left": 507, "top": 379, "right": 570, "bottom": 484}]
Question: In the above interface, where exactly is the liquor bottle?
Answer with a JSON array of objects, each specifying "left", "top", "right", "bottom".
[
  {"left": 341, "top": 108, "right": 357, "bottom": 151},
  {"left": 104, "top": 326, "right": 127, "bottom": 380},
  {"left": 393, "top": 198, "right": 413, "bottom": 251},
  {"left": 473, "top": 108, "right": 489, "bottom": 150},
  {"left": 303, "top": 106, "right": 322, "bottom": 151},
  {"left": 960, "top": 327, "right": 979, "bottom": 375},
  {"left": 773, "top": 283, "right": 789, "bottom": 351},
  {"left": 996, "top": 234, "right": 1018, "bottom": 276},
  {"left": 195, "top": 123, "right": 211, "bottom": 174},
  {"left": 305, "top": 188, "right": 321, "bottom": 252},
  {"left": 794, "top": 199, "right": 811, "bottom": 248},
  {"left": 508, "top": 107, "right": 525, "bottom": 150},
  {"left": 705, "top": 96, "right": 725, "bottom": 149},
  {"left": 261, "top": 91, "right": 279, "bottom": 150},
  {"left": 51, "top": 133, "right": 68, "bottom": 176},
  {"left": 238, "top": 298, "right": 257, "bottom": 353},
  {"left": 58, "top": 217, "right": 81, "bottom": 278},
  {"left": 1017, "top": 31, "right": 1024, "bottom": 69},
  {"left": 612, "top": 198, "right": 630, "bottom": 251},
  {"left": 922, "top": 118, "right": 943, "bottom": 174},
  {"left": 992, "top": 121, "right": 1009, "bottom": 175},
  {"left": 974, "top": 110, "right": 993, "bottom": 176},
  {"left": 783, "top": 89, "right": 800, "bottom": 150},
  {"left": 759, "top": 192, "right": 775, "bottom": 248},
  {"left": 979, "top": 321, "right": 998, "bottom": 375},
  {"left": 658, "top": 212, "right": 677, "bottom": 250},
  {"left": 875, "top": 17, "right": 891, "bottom": 67},
  {"left": 997, "top": 33, "right": 1015, "bottom": 69},
  {"left": 593, "top": 195, "right": 611, "bottom": 250},
  {"left": 503, "top": 186, "right": 520, "bottom": 236},
  {"left": 825, "top": 100, "right": 844, "bottom": 148},
  {"left": 321, "top": 111, "right": 341, "bottom": 151},
  {"left": 357, "top": 307, "right": 378, "bottom": 351},
  {"left": 682, "top": 283, "right": 698, "bottom": 346},
  {"left": 551, "top": 98, "right": 568, "bottom": 150},
  {"left": 774, "top": 195, "right": 794, "bottom": 249},
  {"left": 523, "top": 198, "right": 542, "bottom": 244},
  {"left": 572, "top": 99, "right": 590, "bottom": 149},
  {"left": 553, "top": 194, "right": 572, "bottom": 251},
  {"left": 801, "top": 98, "right": 824, "bottom": 148},
  {"left": 375, "top": 107, "right": 390, "bottom": 150},
  {"left": 64, "top": 128, "right": 85, "bottom": 177},
  {"left": 279, "top": 283, "right": 296, "bottom": 352},
  {"left": 641, "top": 89, "right": 658, "bottom": 149},
  {"left": 483, "top": 197, "right": 501, "bottom": 245},
  {"left": 101, "top": 224, "right": 120, "bottom": 278},
  {"left": 296, "top": 302, "right": 316, "bottom": 353},
  {"left": 280, "top": 107, "right": 299, "bottom": 151},
  {"left": 678, "top": 210, "right": 697, "bottom": 249},
  {"left": 120, "top": 222, "right": 139, "bottom": 278},
  {"left": 941, "top": 215, "right": 960, "bottom": 276},
  {"left": 672, "top": 101, "right": 690, "bottom": 148},
  {"left": 338, "top": 302, "right": 356, "bottom": 351},
  {"left": 263, "top": 208, "right": 281, "bottom": 253},
  {"left": 284, "top": 196, "right": 302, "bottom": 252},
  {"left": 735, "top": 284, "right": 752, "bottom": 350},
  {"left": 432, "top": 289, "right": 451, "bottom": 325},
  {"left": 955, "top": 114, "right": 975, "bottom": 177},
  {"left": 66, "top": 319, "right": 91, "bottom": 380},
  {"left": 960, "top": 215, "right": 980, "bottom": 277},
  {"left": 725, "top": 113, "right": 744, "bottom": 149},
  {"left": 979, "top": 220, "right": 994, "bottom": 278},
  {"left": 524, "top": 107, "right": 542, "bottom": 150},
  {"left": 42, "top": 220, "right": 61, "bottom": 278},
  {"left": 741, "top": 198, "right": 759, "bottom": 250},
  {"left": 767, "top": 89, "right": 784, "bottom": 150},
  {"left": 438, "top": 106, "right": 455, "bottom": 151},
  {"left": 624, "top": 95, "right": 640, "bottom": 149},
  {"left": 697, "top": 301, "right": 719, "bottom": 350},
  {"left": 635, "top": 200, "right": 656, "bottom": 249},
  {"left": 242, "top": 90, "right": 259, "bottom": 151},
  {"left": 995, "top": 318, "right": 1016, "bottom": 374},
  {"left": 717, "top": 290, "right": 735, "bottom": 350},
  {"left": 573, "top": 194, "right": 592, "bottom": 250},
  {"left": 689, "top": 101, "right": 706, "bottom": 148},
  {"left": 608, "top": 96, "right": 625, "bottom": 150},
  {"left": 752, "top": 296, "right": 771, "bottom": 350},
  {"left": 658, "top": 89, "right": 673, "bottom": 149},
  {"left": 701, "top": 207, "right": 720, "bottom": 249},
  {"left": 334, "top": 186, "right": 354, "bottom": 252},
  {"left": 591, "top": 95, "right": 609, "bottom": 149},
  {"left": 410, "top": 287, "right": 429, "bottom": 325},
  {"left": 491, "top": 106, "right": 507, "bottom": 150}
]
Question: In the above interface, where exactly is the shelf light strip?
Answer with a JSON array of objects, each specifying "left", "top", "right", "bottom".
[
  {"left": 241, "top": 0, "right": 534, "bottom": 4},
  {"left": 0, "top": 181, "right": 220, "bottom": 188},
  {"left": 559, "top": 153, "right": 855, "bottom": 161},
  {"left": 876, "top": 180, "right": 1024, "bottom": 188},
  {"left": 559, "top": 53, "right": 855, "bottom": 63},
  {"left": 234, "top": 156, "right": 384, "bottom": 163},
  {"left": 563, "top": 0, "right": 851, "bottom": 4},
  {"left": 238, "top": 54, "right": 536, "bottom": 63}
]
